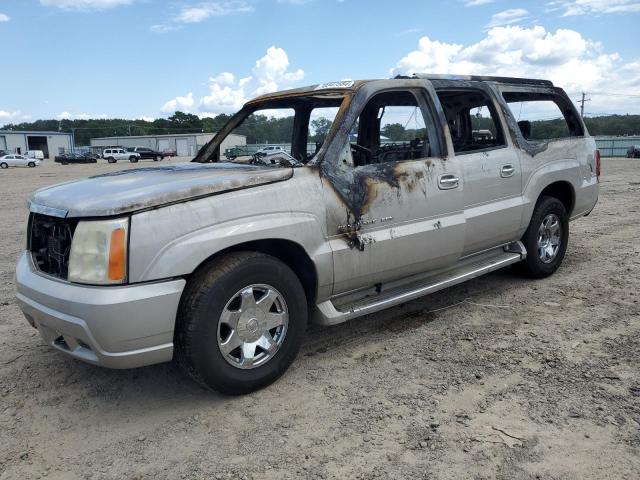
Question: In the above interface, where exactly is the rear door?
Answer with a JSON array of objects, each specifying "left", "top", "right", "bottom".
[
  {"left": 321, "top": 82, "right": 465, "bottom": 294},
  {"left": 435, "top": 87, "right": 523, "bottom": 256}
]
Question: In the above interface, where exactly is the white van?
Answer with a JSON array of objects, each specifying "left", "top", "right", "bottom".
[{"left": 24, "top": 150, "right": 45, "bottom": 160}]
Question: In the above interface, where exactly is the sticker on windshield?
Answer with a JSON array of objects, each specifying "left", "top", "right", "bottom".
[{"left": 314, "top": 80, "right": 355, "bottom": 90}]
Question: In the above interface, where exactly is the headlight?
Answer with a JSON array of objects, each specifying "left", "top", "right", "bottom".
[{"left": 68, "top": 218, "right": 129, "bottom": 285}]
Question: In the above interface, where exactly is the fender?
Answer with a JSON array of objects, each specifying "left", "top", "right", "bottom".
[
  {"left": 126, "top": 170, "right": 333, "bottom": 298},
  {"left": 519, "top": 156, "right": 580, "bottom": 231}
]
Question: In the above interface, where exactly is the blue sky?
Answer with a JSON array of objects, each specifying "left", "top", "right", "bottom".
[{"left": 1, "top": 0, "right": 639, "bottom": 123}]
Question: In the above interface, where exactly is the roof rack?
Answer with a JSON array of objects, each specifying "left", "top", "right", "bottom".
[{"left": 394, "top": 73, "right": 553, "bottom": 87}]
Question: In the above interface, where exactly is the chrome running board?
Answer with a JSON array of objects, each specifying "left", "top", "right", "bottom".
[{"left": 313, "top": 241, "right": 526, "bottom": 326}]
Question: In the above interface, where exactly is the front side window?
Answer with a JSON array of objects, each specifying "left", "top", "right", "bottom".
[
  {"left": 348, "top": 90, "right": 436, "bottom": 167},
  {"left": 436, "top": 89, "right": 506, "bottom": 154},
  {"left": 502, "top": 92, "right": 583, "bottom": 141}
]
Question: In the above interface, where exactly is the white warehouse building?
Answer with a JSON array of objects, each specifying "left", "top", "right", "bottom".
[
  {"left": 90, "top": 132, "right": 246, "bottom": 157},
  {"left": 0, "top": 131, "right": 74, "bottom": 159}
]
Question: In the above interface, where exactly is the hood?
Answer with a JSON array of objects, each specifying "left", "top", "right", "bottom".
[{"left": 30, "top": 162, "right": 293, "bottom": 218}]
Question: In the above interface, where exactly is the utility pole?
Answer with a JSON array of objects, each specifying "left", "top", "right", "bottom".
[
  {"left": 128, "top": 124, "right": 132, "bottom": 136},
  {"left": 577, "top": 92, "right": 591, "bottom": 118}
]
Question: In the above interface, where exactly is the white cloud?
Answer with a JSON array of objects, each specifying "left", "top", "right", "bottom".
[
  {"left": 486, "top": 8, "right": 529, "bottom": 28},
  {"left": 0, "top": 13, "right": 10, "bottom": 22},
  {"left": 549, "top": 0, "right": 640, "bottom": 16},
  {"left": 0, "top": 110, "right": 30, "bottom": 121},
  {"left": 161, "top": 46, "right": 305, "bottom": 115},
  {"left": 137, "top": 116, "right": 156, "bottom": 122},
  {"left": 152, "top": 1, "right": 253, "bottom": 32},
  {"left": 40, "top": 0, "right": 135, "bottom": 10},
  {"left": 465, "top": 0, "right": 494, "bottom": 6},
  {"left": 56, "top": 111, "right": 108, "bottom": 119},
  {"left": 161, "top": 92, "right": 195, "bottom": 113},
  {"left": 391, "top": 25, "right": 640, "bottom": 114}
]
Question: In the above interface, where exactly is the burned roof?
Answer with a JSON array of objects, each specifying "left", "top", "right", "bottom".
[{"left": 248, "top": 74, "right": 554, "bottom": 105}]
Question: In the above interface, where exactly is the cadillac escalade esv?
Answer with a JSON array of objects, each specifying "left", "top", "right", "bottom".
[{"left": 16, "top": 75, "right": 599, "bottom": 394}]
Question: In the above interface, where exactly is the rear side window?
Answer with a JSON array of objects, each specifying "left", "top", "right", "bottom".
[
  {"left": 436, "top": 89, "right": 506, "bottom": 155},
  {"left": 502, "top": 92, "right": 583, "bottom": 141}
]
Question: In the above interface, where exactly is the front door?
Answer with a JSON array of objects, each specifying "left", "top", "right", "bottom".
[{"left": 320, "top": 84, "right": 465, "bottom": 295}]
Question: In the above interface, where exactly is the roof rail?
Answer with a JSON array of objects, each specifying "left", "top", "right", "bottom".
[{"left": 394, "top": 73, "right": 553, "bottom": 87}]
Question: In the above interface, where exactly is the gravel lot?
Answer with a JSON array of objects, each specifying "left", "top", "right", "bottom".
[{"left": 1, "top": 157, "right": 639, "bottom": 480}]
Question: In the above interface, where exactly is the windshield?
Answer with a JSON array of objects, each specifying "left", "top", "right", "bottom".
[{"left": 194, "top": 92, "right": 348, "bottom": 167}]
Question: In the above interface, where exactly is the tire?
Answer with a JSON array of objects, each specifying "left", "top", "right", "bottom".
[
  {"left": 516, "top": 196, "right": 569, "bottom": 279},
  {"left": 129, "top": 156, "right": 138, "bottom": 163},
  {"left": 0, "top": 162, "right": 8, "bottom": 169},
  {"left": 176, "top": 252, "right": 307, "bottom": 395},
  {"left": 107, "top": 157, "right": 116, "bottom": 164},
  {"left": 28, "top": 162, "right": 36, "bottom": 168},
  {"left": 155, "top": 155, "right": 162, "bottom": 161}
]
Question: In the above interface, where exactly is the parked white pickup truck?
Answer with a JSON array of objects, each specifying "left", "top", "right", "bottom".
[{"left": 16, "top": 75, "right": 599, "bottom": 394}]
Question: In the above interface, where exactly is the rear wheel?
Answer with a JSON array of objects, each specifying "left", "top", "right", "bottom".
[
  {"left": 176, "top": 252, "right": 307, "bottom": 395},
  {"left": 0, "top": 162, "right": 8, "bottom": 169},
  {"left": 107, "top": 157, "right": 116, "bottom": 164},
  {"left": 516, "top": 196, "right": 569, "bottom": 278}
]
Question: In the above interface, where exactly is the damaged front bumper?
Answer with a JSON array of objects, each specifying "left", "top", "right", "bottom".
[{"left": 15, "top": 252, "right": 185, "bottom": 369}]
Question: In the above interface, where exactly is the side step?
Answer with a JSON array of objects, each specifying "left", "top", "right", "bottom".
[{"left": 313, "top": 241, "right": 526, "bottom": 326}]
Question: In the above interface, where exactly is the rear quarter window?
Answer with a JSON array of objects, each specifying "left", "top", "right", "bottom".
[{"left": 502, "top": 92, "right": 584, "bottom": 141}]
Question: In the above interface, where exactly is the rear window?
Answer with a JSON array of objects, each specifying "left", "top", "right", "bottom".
[{"left": 502, "top": 92, "right": 583, "bottom": 141}]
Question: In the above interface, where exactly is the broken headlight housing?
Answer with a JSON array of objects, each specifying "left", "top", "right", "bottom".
[{"left": 68, "top": 218, "right": 129, "bottom": 285}]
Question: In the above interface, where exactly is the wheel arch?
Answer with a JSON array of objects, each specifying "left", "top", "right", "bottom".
[
  {"left": 184, "top": 238, "right": 319, "bottom": 306},
  {"left": 538, "top": 180, "right": 575, "bottom": 216}
]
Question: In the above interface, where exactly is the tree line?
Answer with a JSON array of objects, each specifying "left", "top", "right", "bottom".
[{"left": 2, "top": 112, "right": 639, "bottom": 146}]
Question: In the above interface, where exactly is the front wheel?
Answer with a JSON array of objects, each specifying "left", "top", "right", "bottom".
[
  {"left": 28, "top": 162, "right": 36, "bottom": 168},
  {"left": 516, "top": 196, "right": 569, "bottom": 278},
  {"left": 129, "top": 156, "right": 138, "bottom": 163},
  {"left": 155, "top": 155, "right": 162, "bottom": 161},
  {"left": 176, "top": 252, "right": 307, "bottom": 395}
]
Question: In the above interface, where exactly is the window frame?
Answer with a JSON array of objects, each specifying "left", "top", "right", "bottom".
[
  {"left": 500, "top": 89, "right": 585, "bottom": 143},
  {"left": 434, "top": 87, "right": 509, "bottom": 157},
  {"left": 346, "top": 87, "right": 445, "bottom": 166}
]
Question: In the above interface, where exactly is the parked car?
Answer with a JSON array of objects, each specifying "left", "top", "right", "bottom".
[
  {"left": 626, "top": 145, "right": 640, "bottom": 158},
  {"left": 162, "top": 148, "right": 177, "bottom": 157},
  {"left": 102, "top": 148, "right": 140, "bottom": 163},
  {"left": 0, "top": 154, "right": 40, "bottom": 168},
  {"left": 255, "top": 145, "right": 284, "bottom": 157},
  {"left": 16, "top": 75, "right": 599, "bottom": 395},
  {"left": 55, "top": 152, "right": 98, "bottom": 165},
  {"left": 126, "top": 147, "right": 164, "bottom": 161},
  {"left": 24, "top": 150, "right": 45, "bottom": 160}
]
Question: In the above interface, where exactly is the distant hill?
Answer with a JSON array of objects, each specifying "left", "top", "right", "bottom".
[{"left": 2, "top": 112, "right": 639, "bottom": 146}]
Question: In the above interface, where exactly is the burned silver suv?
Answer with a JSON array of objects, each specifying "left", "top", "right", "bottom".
[{"left": 16, "top": 75, "right": 599, "bottom": 394}]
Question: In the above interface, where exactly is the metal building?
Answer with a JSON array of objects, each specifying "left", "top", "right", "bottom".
[
  {"left": 0, "top": 131, "right": 74, "bottom": 159},
  {"left": 90, "top": 132, "right": 246, "bottom": 157},
  {"left": 595, "top": 136, "right": 640, "bottom": 157}
]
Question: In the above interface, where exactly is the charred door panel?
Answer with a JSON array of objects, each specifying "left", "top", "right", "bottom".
[
  {"left": 318, "top": 82, "right": 465, "bottom": 296},
  {"left": 324, "top": 157, "right": 465, "bottom": 294}
]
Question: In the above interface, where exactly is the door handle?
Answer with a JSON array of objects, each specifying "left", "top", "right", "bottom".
[
  {"left": 500, "top": 164, "right": 515, "bottom": 178},
  {"left": 438, "top": 174, "right": 459, "bottom": 190}
]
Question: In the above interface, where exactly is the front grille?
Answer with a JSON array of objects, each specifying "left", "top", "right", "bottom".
[{"left": 28, "top": 213, "right": 78, "bottom": 280}]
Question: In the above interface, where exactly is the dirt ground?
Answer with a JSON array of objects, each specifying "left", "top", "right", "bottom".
[{"left": 0, "top": 157, "right": 638, "bottom": 480}]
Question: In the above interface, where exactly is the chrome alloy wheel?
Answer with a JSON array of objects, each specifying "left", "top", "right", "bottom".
[
  {"left": 537, "top": 213, "right": 562, "bottom": 264},
  {"left": 217, "top": 284, "right": 289, "bottom": 369}
]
